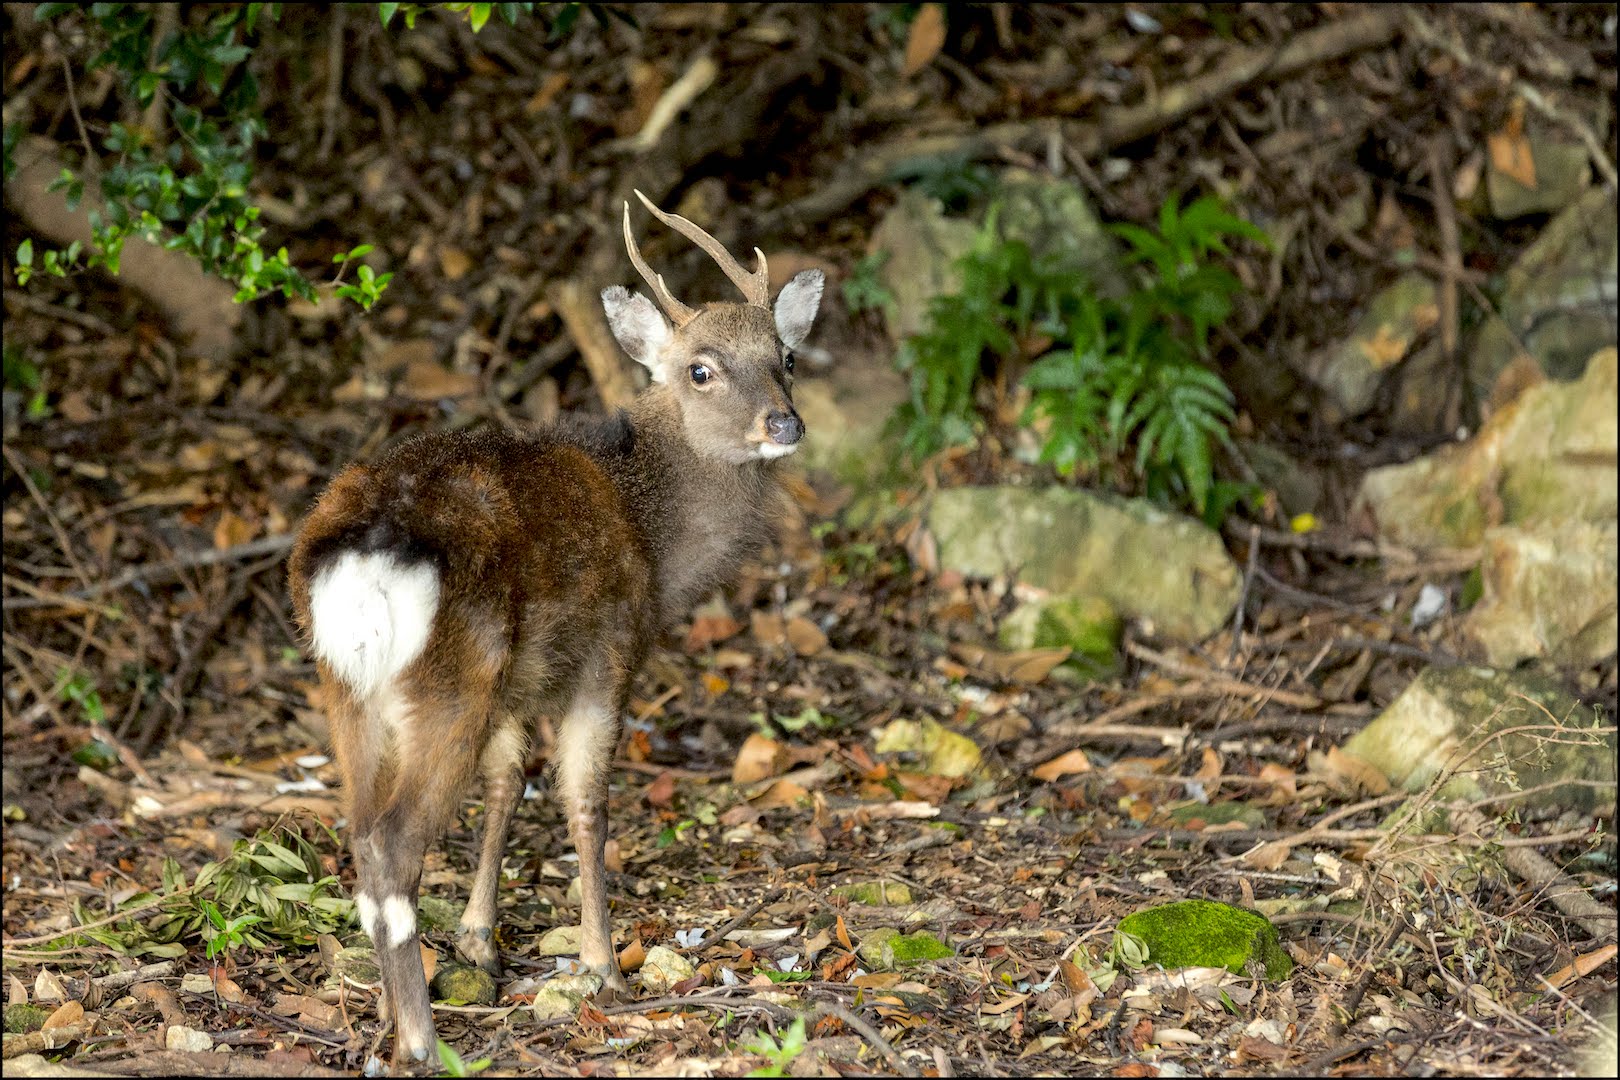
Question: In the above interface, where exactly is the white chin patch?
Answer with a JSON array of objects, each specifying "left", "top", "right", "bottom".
[{"left": 755, "top": 441, "right": 799, "bottom": 460}]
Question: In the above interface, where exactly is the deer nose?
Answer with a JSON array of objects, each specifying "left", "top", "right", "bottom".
[{"left": 765, "top": 411, "right": 804, "bottom": 445}]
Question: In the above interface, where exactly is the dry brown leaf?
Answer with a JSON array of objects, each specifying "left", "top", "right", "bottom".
[
  {"left": 213, "top": 509, "right": 257, "bottom": 550},
  {"left": 981, "top": 991, "right": 1030, "bottom": 1016},
  {"left": 732, "top": 732, "right": 785, "bottom": 785},
  {"left": 525, "top": 71, "right": 570, "bottom": 115},
  {"left": 902, "top": 4, "right": 947, "bottom": 76},
  {"left": 42, "top": 1000, "right": 83, "bottom": 1029},
  {"left": 1487, "top": 99, "right": 1537, "bottom": 189},
  {"left": 686, "top": 612, "right": 742, "bottom": 652},
  {"left": 1320, "top": 745, "right": 1391, "bottom": 797},
  {"left": 752, "top": 777, "right": 808, "bottom": 809},
  {"left": 643, "top": 770, "right": 677, "bottom": 809},
  {"left": 1242, "top": 839, "right": 1293, "bottom": 871},
  {"left": 834, "top": 914, "right": 853, "bottom": 952},
  {"left": 400, "top": 359, "right": 479, "bottom": 400},
  {"left": 1000, "top": 647, "right": 1071, "bottom": 684},
  {"left": 750, "top": 609, "right": 786, "bottom": 646},
  {"left": 785, "top": 616, "right": 828, "bottom": 657},
  {"left": 701, "top": 671, "right": 730, "bottom": 696},
  {"left": 618, "top": 938, "right": 647, "bottom": 974},
  {"left": 852, "top": 972, "right": 903, "bottom": 990},
  {"left": 438, "top": 246, "right": 473, "bottom": 281},
  {"left": 1032, "top": 749, "right": 1092, "bottom": 783},
  {"left": 1544, "top": 943, "right": 1617, "bottom": 989}
]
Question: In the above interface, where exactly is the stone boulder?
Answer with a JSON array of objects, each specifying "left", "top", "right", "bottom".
[
  {"left": 1343, "top": 666, "right": 1613, "bottom": 811},
  {"left": 1470, "top": 186, "right": 1617, "bottom": 404},
  {"left": 1308, "top": 273, "right": 1438, "bottom": 418},
  {"left": 927, "top": 485, "right": 1241, "bottom": 643}
]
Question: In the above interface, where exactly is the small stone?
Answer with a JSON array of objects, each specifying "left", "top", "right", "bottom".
[
  {"left": 639, "top": 945, "right": 695, "bottom": 994},
  {"left": 165, "top": 1024, "right": 215, "bottom": 1052},
  {"left": 831, "top": 882, "right": 914, "bottom": 906},
  {"left": 430, "top": 963, "right": 497, "bottom": 1006},
  {"left": 531, "top": 973, "right": 602, "bottom": 1021},
  {"left": 416, "top": 895, "right": 461, "bottom": 933},
  {"left": 535, "top": 925, "right": 583, "bottom": 957},
  {"left": 180, "top": 973, "right": 214, "bottom": 994}
]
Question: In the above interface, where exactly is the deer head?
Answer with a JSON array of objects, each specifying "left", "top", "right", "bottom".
[{"left": 602, "top": 190, "right": 823, "bottom": 464}]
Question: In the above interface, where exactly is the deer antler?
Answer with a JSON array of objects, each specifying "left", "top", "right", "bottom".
[
  {"left": 623, "top": 201, "right": 697, "bottom": 326},
  {"left": 634, "top": 189, "right": 770, "bottom": 308}
]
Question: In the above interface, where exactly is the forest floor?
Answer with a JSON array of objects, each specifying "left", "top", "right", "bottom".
[{"left": 3, "top": 5, "right": 1616, "bottom": 1077}]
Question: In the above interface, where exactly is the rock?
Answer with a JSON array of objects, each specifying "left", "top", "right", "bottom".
[
  {"left": 1358, "top": 347, "right": 1617, "bottom": 547},
  {"left": 830, "top": 881, "right": 914, "bottom": 906},
  {"left": 1114, "top": 899, "right": 1293, "bottom": 980},
  {"left": 535, "top": 925, "right": 583, "bottom": 957},
  {"left": 1309, "top": 273, "right": 1438, "bottom": 417},
  {"left": 1234, "top": 439, "right": 1323, "bottom": 517},
  {"left": 639, "top": 945, "right": 695, "bottom": 994},
  {"left": 165, "top": 1024, "right": 215, "bottom": 1052},
  {"left": 994, "top": 168, "right": 1124, "bottom": 296},
  {"left": 871, "top": 188, "right": 980, "bottom": 345},
  {"left": 873, "top": 717, "right": 982, "bottom": 778},
  {"left": 1578, "top": 996, "right": 1617, "bottom": 1080},
  {"left": 791, "top": 358, "right": 909, "bottom": 486},
  {"left": 430, "top": 962, "right": 497, "bottom": 1006},
  {"left": 1486, "top": 129, "right": 1591, "bottom": 220},
  {"left": 1467, "top": 521, "right": 1618, "bottom": 667},
  {"left": 416, "top": 895, "right": 461, "bottom": 933},
  {"left": 856, "top": 927, "right": 901, "bottom": 969},
  {"left": 4, "top": 1003, "right": 49, "bottom": 1034},
  {"left": 331, "top": 945, "right": 381, "bottom": 991},
  {"left": 1343, "top": 666, "right": 1613, "bottom": 811},
  {"left": 927, "top": 486, "right": 1241, "bottom": 643},
  {"left": 1167, "top": 802, "right": 1267, "bottom": 829},
  {"left": 1470, "top": 186, "right": 1617, "bottom": 402},
  {"left": 997, "top": 595, "right": 1122, "bottom": 681},
  {"left": 530, "top": 973, "right": 602, "bottom": 1021}
]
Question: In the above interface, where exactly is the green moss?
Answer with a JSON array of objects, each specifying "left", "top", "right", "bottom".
[
  {"left": 832, "top": 881, "right": 914, "bottom": 906},
  {"left": 999, "top": 596, "right": 1123, "bottom": 681},
  {"left": 1167, "top": 801, "right": 1267, "bottom": 829},
  {"left": 884, "top": 931, "right": 955, "bottom": 966},
  {"left": 1460, "top": 566, "right": 1484, "bottom": 610},
  {"left": 430, "top": 962, "right": 498, "bottom": 1006},
  {"left": 856, "top": 927, "right": 901, "bottom": 968},
  {"left": 4, "top": 1003, "right": 49, "bottom": 1034},
  {"left": 1115, "top": 899, "right": 1293, "bottom": 981}
]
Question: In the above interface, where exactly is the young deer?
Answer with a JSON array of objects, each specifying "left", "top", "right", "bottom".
[{"left": 287, "top": 191, "right": 822, "bottom": 1066}]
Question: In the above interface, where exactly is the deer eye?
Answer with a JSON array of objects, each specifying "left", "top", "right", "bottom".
[
  {"left": 784, "top": 352, "right": 795, "bottom": 374},
  {"left": 689, "top": 363, "right": 713, "bottom": 385}
]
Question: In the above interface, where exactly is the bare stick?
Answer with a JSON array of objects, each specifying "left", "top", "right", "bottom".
[
  {"left": 316, "top": 5, "right": 346, "bottom": 163},
  {"left": 1451, "top": 805, "right": 1614, "bottom": 941},
  {"left": 816, "top": 999, "right": 921, "bottom": 1078}
]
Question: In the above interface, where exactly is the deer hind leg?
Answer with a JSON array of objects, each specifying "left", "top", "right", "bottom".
[
  {"left": 455, "top": 722, "right": 527, "bottom": 975},
  {"left": 344, "top": 689, "right": 486, "bottom": 1067},
  {"left": 553, "top": 683, "right": 629, "bottom": 995}
]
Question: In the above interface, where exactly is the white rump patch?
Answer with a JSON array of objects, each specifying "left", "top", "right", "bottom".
[
  {"left": 382, "top": 895, "right": 417, "bottom": 947},
  {"left": 755, "top": 441, "right": 798, "bottom": 460},
  {"left": 308, "top": 551, "right": 439, "bottom": 700}
]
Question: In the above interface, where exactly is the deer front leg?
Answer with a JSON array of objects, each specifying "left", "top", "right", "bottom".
[{"left": 553, "top": 690, "right": 630, "bottom": 996}]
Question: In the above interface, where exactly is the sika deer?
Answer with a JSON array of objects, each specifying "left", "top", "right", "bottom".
[{"left": 287, "top": 191, "right": 822, "bottom": 1067}]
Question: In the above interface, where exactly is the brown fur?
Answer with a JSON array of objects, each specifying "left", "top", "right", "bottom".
[{"left": 287, "top": 216, "right": 816, "bottom": 1067}]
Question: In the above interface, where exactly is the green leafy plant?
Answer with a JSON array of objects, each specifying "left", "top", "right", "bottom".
[
  {"left": 200, "top": 898, "right": 265, "bottom": 961},
  {"left": 743, "top": 1016, "right": 808, "bottom": 1077},
  {"left": 898, "top": 193, "right": 1268, "bottom": 520},
  {"left": 435, "top": 1039, "right": 493, "bottom": 1077},
  {"left": 843, "top": 250, "right": 895, "bottom": 316}
]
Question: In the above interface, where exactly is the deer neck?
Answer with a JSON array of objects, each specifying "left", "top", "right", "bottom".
[{"left": 623, "top": 385, "right": 783, "bottom": 618}]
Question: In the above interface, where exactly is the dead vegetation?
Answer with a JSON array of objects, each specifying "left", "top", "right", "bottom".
[{"left": 3, "top": 4, "right": 1616, "bottom": 1076}]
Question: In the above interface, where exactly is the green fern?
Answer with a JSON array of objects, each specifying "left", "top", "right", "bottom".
[{"left": 900, "top": 191, "right": 1266, "bottom": 520}]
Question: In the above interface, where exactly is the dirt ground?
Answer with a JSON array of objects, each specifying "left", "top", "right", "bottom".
[{"left": 3, "top": 5, "right": 1616, "bottom": 1076}]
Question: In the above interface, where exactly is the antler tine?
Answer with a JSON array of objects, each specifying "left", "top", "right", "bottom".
[
  {"left": 634, "top": 189, "right": 770, "bottom": 307},
  {"left": 622, "top": 200, "right": 696, "bottom": 326}
]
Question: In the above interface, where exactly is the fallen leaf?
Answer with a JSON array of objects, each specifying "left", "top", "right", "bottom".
[
  {"left": 750, "top": 610, "right": 786, "bottom": 646},
  {"left": 213, "top": 509, "right": 257, "bottom": 550},
  {"left": 752, "top": 778, "right": 808, "bottom": 809},
  {"left": 732, "top": 732, "right": 785, "bottom": 785},
  {"left": 1033, "top": 749, "right": 1092, "bottom": 783},
  {"left": 902, "top": 4, "right": 947, "bottom": 76},
  {"left": 834, "top": 915, "right": 853, "bottom": 952},
  {"left": 42, "top": 1000, "right": 83, "bottom": 1029},
  {"left": 1545, "top": 943, "right": 1617, "bottom": 989},
  {"left": 438, "top": 247, "right": 473, "bottom": 281},
  {"left": 981, "top": 991, "right": 1030, "bottom": 1016},
  {"left": 687, "top": 597, "right": 742, "bottom": 651},
  {"left": 1487, "top": 99, "right": 1537, "bottom": 189},
  {"left": 785, "top": 616, "right": 828, "bottom": 657},
  {"left": 618, "top": 938, "right": 647, "bottom": 974},
  {"left": 643, "top": 770, "right": 676, "bottom": 809}
]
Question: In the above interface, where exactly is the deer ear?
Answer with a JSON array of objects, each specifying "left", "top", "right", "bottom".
[
  {"left": 774, "top": 269, "right": 824, "bottom": 350},
  {"left": 602, "top": 286, "right": 671, "bottom": 378}
]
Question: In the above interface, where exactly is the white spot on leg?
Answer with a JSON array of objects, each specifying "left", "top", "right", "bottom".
[
  {"left": 356, "top": 893, "right": 380, "bottom": 942},
  {"left": 382, "top": 895, "right": 417, "bottom": 948}
]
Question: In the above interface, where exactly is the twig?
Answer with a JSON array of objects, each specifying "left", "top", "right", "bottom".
[
  {"left": 1, "top": 892, "right": 187, "bottom": 948},
  {"left": 59, "top": 55, "right": 98, "bottom": 176},
  {"left": 709, "top": 889, "right": 784, "bottom": 947},
  {"left": 816, "top": 999, "right": 921, "bottom": 1078},
  {"left": 1426, "top": 137, "right": 1462, "bottom": 429},
  {"left": 2, "top": 290, "right": 118, "bottom": 336},
  {"left": 549, "top": 277, "right": 641, "bottom": 410},
  {"left": 140, "top": 4, "right": 180, "bottom": 145},
  {"left": 1227, "top": 523, "right": 1261, "bottom": 665},
  {"left": 1329, "top": 912, "right": 1408, "bottom": 1041},
  {"left": 1451, "top": 805, "right": 1615, "bottom": 941},
  {"left": 3, "top": 444, "right": 94, "bottom": 593},
  {"left": 767, "top": 9, "right": 1405, "bottom": 231},
  {"left": 59, "top": 534, "right": 294, "bottom": 602},
  {"left": 1126, "top": 642, "right": 1323, "bottom": 709},
  {"left": 317, "top": 4, "right": 346, "bottom": 163}
]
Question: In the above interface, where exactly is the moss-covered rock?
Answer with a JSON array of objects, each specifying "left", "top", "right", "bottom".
[
  {"left": 883, "top": 931, "right": 954, "bottom": 967},
  {"left": 998, "top": 595, "right": 1122, "bottom": 681},
  {"left": 531, "top": 973, "right": 602, "bottom": 1021},
  {"left": 416, "top": 895, "right": 462, "bottom": 933},
  {"left": 856, "top": 927, "right": 901, "bottom": 969},
  {"left": 1114, "top": 899, "right": 1293, "bottom": 980},
  {"left": 1167, "top": 801, "right": 1267, "bottom": 829},
  {"left": 831, "top": 881, "right": 914, "bottom": 906},
  {"left": 1343, "top": 666, "right": 1613, "bottom": 810},
  {"left": 4, "top": 1003, "right": 50, "bottom": 1034},
  {"left": 430, "top": 962, "right": 497, "bottom": 1006}
]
